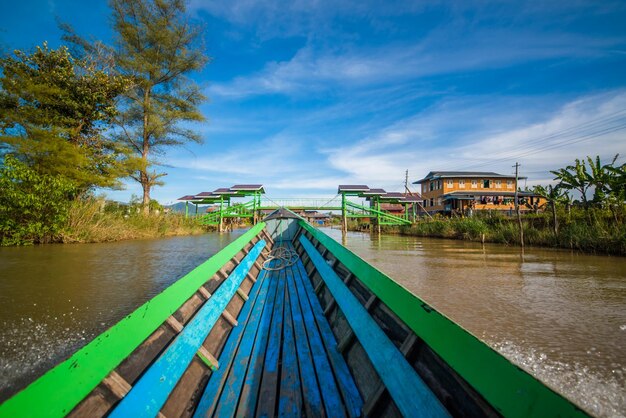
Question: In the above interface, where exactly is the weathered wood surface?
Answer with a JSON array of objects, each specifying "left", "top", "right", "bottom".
[
  {"left": 109, "top": 240, "right": 267, "bottom": 418},
  {"left": 193, "top": 243, "right": 362, "bottom": 418},
  {"left": 299, "top": 234, "right": 450, "bottom": 418}
]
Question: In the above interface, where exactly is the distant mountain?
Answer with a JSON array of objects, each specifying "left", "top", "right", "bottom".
[{"left": 167, "top": 202, "right": 211, "bottom": 214}]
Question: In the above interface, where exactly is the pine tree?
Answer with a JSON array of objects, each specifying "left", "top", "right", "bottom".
[
  {"left": 110, "top": 0, "right": 208, "bottom": 213},
  {"left": 0, "top": 43, "right": 135, "bottom": 191}
]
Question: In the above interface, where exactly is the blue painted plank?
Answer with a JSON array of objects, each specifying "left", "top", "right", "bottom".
[
  {"left": 235, "top": 267, "right": 281, "bottom": 417},
  {"left": 109, "top": 240, "right": 266, "bottom": 418},
  {"left": 299, "top": 235, "right": 449, "bottom": 418},
  {"left": 255, "top": 267, "right": 287, "bottom": 418},
  {"left": 278, "top": 267, "right": 302, "bottom": 416},
  {"left": 292, "top": 258, "right": 355, "bottom": 418},
  {"left": 211, "top": 267, "right": 280, "bottom": 417},
  {"left": 192, "top": 268, "right": 269, "bottom": 418},
  {"left": 285, "top": 266, "right": 325, "bottom": 418}
]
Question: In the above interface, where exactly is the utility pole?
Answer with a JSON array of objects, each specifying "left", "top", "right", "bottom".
[
  {"left": 514, "top": 162, "right": 524, "bottom": 248},
  {"left": 404, "top": 169, "right": 432, "bottom": 221}
]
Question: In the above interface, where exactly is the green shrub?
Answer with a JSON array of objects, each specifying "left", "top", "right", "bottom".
[{"left": 0, "top": 155, "right": 77, "bottom": 245}]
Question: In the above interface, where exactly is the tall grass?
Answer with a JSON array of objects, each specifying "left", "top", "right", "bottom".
[
  {"left": 61, "top": 198, "right": 209, "bottom": 243},
  {"left": 369, "top": 208, "right": 626, "bottom": 255}
]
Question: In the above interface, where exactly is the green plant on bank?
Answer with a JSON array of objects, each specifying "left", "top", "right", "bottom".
[
  {"left": 62, "top": 198, "right": 209, "bottom": 243},
  {"left": 0, "top": 155, "right": 77, "bottom": 245}
]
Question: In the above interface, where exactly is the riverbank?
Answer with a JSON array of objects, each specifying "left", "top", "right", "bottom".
[
  {"left": 348, "top": 210, "right": 626, "bottom": 256},
  {"left": 59, "top": 199, "right": 211, "bottom": 244}
]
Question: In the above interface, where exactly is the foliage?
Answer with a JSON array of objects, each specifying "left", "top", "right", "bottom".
[
  {"left": 550, "top": 154, "right": 626, "bottom": 208},
  {"left": 0, "top": 43, "right": 137, "bottom": 191},
  {"left": 62, "top": 197, "right": 208, "bottom": 243},
  {"left": 109, "top": 0, "right": 208, "bottom": 211},
  {"left": 0, "top": 155, "right": 77, "bottom": 245}
]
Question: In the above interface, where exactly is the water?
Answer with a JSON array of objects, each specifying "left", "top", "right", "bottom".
[
  {"left": 322, "top": 228, "right": 626, "bottom": 417},
  {"left": 1, "top": 229, "right": 624, "bottom": 416},
  {"left": 0, "top": 230, "right": 246, "bottom": 401}
]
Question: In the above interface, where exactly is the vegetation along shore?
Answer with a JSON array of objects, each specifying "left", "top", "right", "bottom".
[{"left": 352, "top": 155, "right": 626, "bottom": 256}]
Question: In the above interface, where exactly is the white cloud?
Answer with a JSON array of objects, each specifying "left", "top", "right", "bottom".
[{"left": 324, "top": 90, "right": 626, "bottom": 191}]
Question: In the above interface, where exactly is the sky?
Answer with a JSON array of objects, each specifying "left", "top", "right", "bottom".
[{"left": 1, "top": 0, "right": 625, "bottom": 204}]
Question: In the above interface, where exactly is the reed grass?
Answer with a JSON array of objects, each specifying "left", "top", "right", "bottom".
[
  {"left": 364, "top": 209, "right": 626, "bottom": 255},
  {"left": 60, "top": 198, "right": 209, "bottom": 243}
]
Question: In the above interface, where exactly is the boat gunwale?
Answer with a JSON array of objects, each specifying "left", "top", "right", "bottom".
[
  {"left": 299, "top": 221, "right": 589, "bottom": 418},
  {"left": 0, "top": 223, "right": 267, "bottom": 418}
]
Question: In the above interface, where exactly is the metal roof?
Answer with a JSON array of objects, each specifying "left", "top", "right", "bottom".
[
  {"left": 177, "top": 195, "right": 197, "bottom": 201},
  {"left": 362, "top": 188, "right": 386, "bottom": 195},
  {"left": 231, "top": 184, "right": 264, "bottom": 191},
  {"left": 413, "top": 171, "right": 525, "bottom": 184},
  {"left": 212, "top": 188, "right": 237, "bottom": 195},
  {"left": 338, "top": 185, "right": 370, "bottom": 192}
]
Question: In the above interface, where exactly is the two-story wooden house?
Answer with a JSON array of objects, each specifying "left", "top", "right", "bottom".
[{"left": 413, "top": 171, "right": 543, "bottom": 215}]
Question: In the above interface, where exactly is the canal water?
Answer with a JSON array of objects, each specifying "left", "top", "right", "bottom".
[{"left": 0, "top": 228, "right": 624, "bottom": 416}]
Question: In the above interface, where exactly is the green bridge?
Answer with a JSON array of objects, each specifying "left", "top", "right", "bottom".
[{"left": 178, "top": 184, "right": 422, "bottom": 230}]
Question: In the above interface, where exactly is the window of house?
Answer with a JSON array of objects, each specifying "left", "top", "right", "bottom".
[
  {"left": 495, "top": 180, "right": 502, "bottom": 188},
  {"left": 507, "top": 180, "right": 513, "bottom": 188},
  {"left": 423, "top": 200, "right": 428, "bottom": 207},
  {"left": 430, "top": 181, "right": 435, "bottom": 191},
  {"left": 430, "top": 198, "right": 434, "bottom": 207},
  {"left": 459, "top": 179, "right": 465, "bottom": 188},
  {"left": 437, "top": 198, "right": 442, "bottom": 206},
  {"left": 471, "top": 180, "right": 477, "bottom": 188},
  {"left": 447, "top": 179, "right": 453, "bottom": 188},
  {"left": 483, "top": 179, "right": 491, "bottom": 188}
]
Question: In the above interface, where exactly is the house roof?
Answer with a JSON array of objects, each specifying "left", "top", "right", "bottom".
[
  {"left": 362, "top": 188, "right": 386, "bottom": 195},
  {"left": 413, "top": 171, "right": 526, "bottom": 184}
]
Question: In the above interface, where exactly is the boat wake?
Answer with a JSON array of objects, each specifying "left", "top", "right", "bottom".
[{"left": 490, "top": 339, "right": 626, "bottom": 418}]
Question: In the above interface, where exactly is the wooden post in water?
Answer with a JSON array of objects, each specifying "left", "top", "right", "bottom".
[
  {"left": 514, "top": 162, "right": 524, "bottom": 248},
  {"left": 341, "top": 193, "right": 347, "bottom": 235}
]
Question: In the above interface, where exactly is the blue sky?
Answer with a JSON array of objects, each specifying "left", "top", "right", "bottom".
[{"left": 1, "top": 0, "right": 625, "bottom": 203}]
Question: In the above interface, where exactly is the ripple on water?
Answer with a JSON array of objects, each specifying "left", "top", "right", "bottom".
[
  {"left": 490, "top": 339, "right": 626, "bottom": 418},
  {"left": 0, "top": 316, "right": 98, "bottom": 401}
]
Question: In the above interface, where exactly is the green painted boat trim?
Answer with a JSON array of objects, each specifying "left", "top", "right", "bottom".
[
  {"left": 0, "top": 223, "right": 266, "bottom": 418},
  {"left": 300, "top": 221, "right": 589, "bottom": 418}
]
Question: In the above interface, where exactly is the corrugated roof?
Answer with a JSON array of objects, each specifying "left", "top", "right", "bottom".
[
  {"left": 177, "top": 195, "right": 197, "bottom": 201},
  {"left": 212, "top": 188, "right": 237, "bottom": 195},
  {"left": 362, "top": 188, "right": 386, "bottom": 195},
  {"left": 195, "top": 192, "right": 214, "bottom": 197},
  {"left": 231, "top": 184, "right": 264, "bottom": 191},
  {"left": 413, "top": 171, "right": 523, "bottom": 184},
  {"left": 338, "top": 185, "right": 370, "bottom": 192}
]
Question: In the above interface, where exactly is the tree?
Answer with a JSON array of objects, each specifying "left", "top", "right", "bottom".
[
  {"left": 0, "top": 43, "right": 135, "bottom": 191},
  {"left": 533, "top": 184, "right": 566, "bottom": 238},
  {"left": 551, "top": 159, "right": 592, "bottom": 207},
  {"left": 110, "top": 0, "right": 208, "bottom": 213}
]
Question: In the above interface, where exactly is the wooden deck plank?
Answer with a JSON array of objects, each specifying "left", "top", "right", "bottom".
[
  {"left": 192, "top": 269, "right": 269, "bottom": 417},
  {"left": 285, "top": 266, "right": 325, "bottom": 418},
  {"left": 211, "top": 269, "right": 281, "bottom": 418},
  {"left": 235, "top": 268, "right": 281, "bottom": 417},
  {"left": 255, "top": 268, "right": 287, "bottom": 418},
  {"left": 108, "top": 240, "right": 266, "bottom": 418},
  {"left": 299, "top": 235, "right": 449, "bottom": 418},
  {"left": 291, "top": 260, "right": 352, "bottom": 418},
  {"left": 278, "top": 269, "right": 303, "bottom": 416}
]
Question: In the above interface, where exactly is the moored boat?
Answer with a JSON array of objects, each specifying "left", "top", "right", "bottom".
[{"left": 0, "top": 209, "right": 590, "bottom": 417}]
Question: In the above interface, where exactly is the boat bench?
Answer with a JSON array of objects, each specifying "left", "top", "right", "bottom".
[
  {"left": 193, "top": 241, "right": 362, "bottom": 418},
  {"left": 298, "top": 234, "right": 449, "bottom": 418}
]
